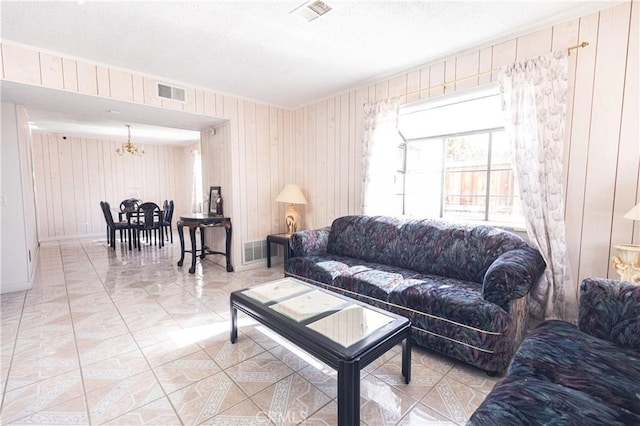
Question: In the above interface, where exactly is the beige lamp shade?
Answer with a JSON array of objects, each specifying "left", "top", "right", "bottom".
[
  {"left": 275, "top": 184, "right": 307, "bottom": 234},
  {"left": 623, "top": 202, "right": 640, "bottom": 220},
  {"left": 275, "top": 184, "right": 307, "bottom": 205}
]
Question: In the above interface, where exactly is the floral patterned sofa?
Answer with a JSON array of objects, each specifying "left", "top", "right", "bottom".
[
  {"left": 469, "top": 278, "right": 640, "bottom": 425},
  {"left": 284, "top": 215, "right": 546, "bottom": 373}
]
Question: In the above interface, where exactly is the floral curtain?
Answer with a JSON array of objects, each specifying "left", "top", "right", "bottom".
[
  {"left": 499, "top": 51, "right": 576, "bottom": 321},
  {"left": 362, "top": 98, "right": 402, "bottom": 215}
]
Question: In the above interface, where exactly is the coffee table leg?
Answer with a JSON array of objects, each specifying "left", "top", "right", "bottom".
[
  {"left": 230, "top": 302, "right": 238, "bottom": 343},
  {"left": 337, "top": 359, "right": 360, "bottom": 426},
  {"left": 402, "top": 330, "right": 412, "bottom": 384},
  {"left": 266, "top": 237, "right": 272, "bottom": 268}
]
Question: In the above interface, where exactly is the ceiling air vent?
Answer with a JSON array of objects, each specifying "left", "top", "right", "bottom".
[
  {"left": 157, "top": 83, "right": 186, "bottom": 102},
  {"left": 291, "top": 0, "right": 332, "bottom": 22}
]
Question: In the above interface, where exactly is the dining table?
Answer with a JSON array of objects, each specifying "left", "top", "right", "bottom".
[{"left": 116, "top": 204, "right": 164, "bottom": 250}]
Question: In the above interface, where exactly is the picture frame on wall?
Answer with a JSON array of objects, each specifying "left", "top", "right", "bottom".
[{"left": 208, "top": 186, "right": 223, "bottom": 216}]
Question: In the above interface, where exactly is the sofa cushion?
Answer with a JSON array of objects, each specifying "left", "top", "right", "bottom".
[
  {"left": 327, "top": 216, "right": 403, "bottom": 266},
  {"left": 389, "top": 275, "right": 510, "bottom": 335},
  {"left": 332, "top": 263, "right": 418, "bottom": 303},
  {"left": 285, "top": 254, "right": 363, "bottom": 285},
  {"left": 397, "top": 219, "right": 529, "bottom": 284},
  {"left": 468, "top": 375, "right": 640, "bottom": 426},
  {"left": 507, "top": 320, "right": 640, "bottom": 415}
]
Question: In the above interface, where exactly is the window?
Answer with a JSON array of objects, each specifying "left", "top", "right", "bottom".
[{"left": 396, "top": 86, "right": 524, "bottom": 228}]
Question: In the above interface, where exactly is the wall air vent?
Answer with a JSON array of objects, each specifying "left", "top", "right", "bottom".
[
  {"left": 290, "top": 0, "right": 332, "bottom": 22},
  {"left": 157, "top": 83, "right": 186, "bottom": 102},
  {"left": 243, "top": 239, "right": 271, "bottom": 264}
]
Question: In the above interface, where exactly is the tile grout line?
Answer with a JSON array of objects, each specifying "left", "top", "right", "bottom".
[
  {"left": 64, "top": 240, "right": 93, "bottom": 425},
  {"left": 0, "top": 281, "right": 28, "bottom": 415}
]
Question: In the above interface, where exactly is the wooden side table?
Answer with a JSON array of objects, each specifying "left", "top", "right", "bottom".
[
  {"left": 266, "top": 233, "right": 292, "bottom": 267},
  {"left": 177, "top": 214, "right": 233, "bottom": 274}
]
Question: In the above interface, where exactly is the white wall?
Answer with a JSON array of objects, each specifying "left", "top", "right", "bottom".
[
  {"left": 1, "top": 102, "right": 38, "bottom": 293},
  {"left": 17, "top": 106, "right": 38, "bottom": 282}
]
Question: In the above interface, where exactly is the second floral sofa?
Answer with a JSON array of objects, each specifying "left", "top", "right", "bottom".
[
  {"left": 284, "top": 215, "right": 546, "bottom": 373},
  {"left": 468, "top": 278, "right": 640, "bottom": 425}
]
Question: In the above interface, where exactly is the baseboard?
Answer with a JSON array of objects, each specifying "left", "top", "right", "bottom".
[
  {"left": 1, "top": 280, "right": 31, "bottom": 294},
  {"left": 39, "top": 233, "right": 103, "bottom": 242}
]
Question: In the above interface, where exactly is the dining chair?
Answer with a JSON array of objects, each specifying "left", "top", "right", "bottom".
[
  {"left": 99, "top": 201, "right": 111, "bottom": 245},
  {"left": 100, "top": 201, "right": 132, "bottom": 250},
  {"left": 119, "top": 198, "right": 140, "bottom": 215},
  {"left": 162, "top": 200, "right": 174, "bottom": 244},
  {"left": 135, "top": 202, "right": 163, "bottom": 250},
  {"left": 118, "top": 198, "right": 141, "bottom": 239}
]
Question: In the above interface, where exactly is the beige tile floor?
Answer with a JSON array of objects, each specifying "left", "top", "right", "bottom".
[{"left": 0, "top": 238, "right": 499, "bottom": 425}]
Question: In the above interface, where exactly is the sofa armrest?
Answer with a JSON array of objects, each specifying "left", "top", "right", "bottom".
[
  {"left": 482, "top": 247, "right": 546, "bottom": 310},
  {"left": 578, "top": 277, "right": 640, "bottom": 351},
  {"left": 289, "top": 227, "right": 331, "bottom": 257}
]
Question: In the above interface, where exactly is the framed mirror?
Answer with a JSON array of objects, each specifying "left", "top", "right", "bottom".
[{"left": 208, "top": 186, "right": 223, "bottom": 216}]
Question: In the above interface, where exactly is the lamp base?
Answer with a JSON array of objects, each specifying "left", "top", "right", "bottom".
[
  {"left": 611, "top": 244, "right": 640, "bottom": 283},
  {"left": 285, "top": 204, "right": 300, "bottom": 234}
]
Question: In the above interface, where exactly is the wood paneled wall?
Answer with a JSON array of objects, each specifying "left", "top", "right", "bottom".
[
  {"left": 31, "top": 133, "right": 191, "bottom": 240},
  {"left": 198, "top": 101, "right": 292, "bottom": 265},
  {"left": 293, "top": 2, "right": 639, "bottom": 294}
]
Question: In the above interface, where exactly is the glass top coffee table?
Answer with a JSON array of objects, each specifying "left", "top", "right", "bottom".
[{"left": 230, "top": 277, "right": 411, "bottom": 425}]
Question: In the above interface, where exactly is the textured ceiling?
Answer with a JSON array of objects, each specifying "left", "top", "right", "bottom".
[{"left": 0, "top": 1, "right": 616, "bottom": 142}]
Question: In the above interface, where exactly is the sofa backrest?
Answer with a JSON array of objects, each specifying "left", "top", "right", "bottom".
[{"left": 327, "top": 215, "right": 529, "bottom": 284}]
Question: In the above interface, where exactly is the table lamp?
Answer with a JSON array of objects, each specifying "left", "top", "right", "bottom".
[
  {"left": 275, "top": 184, "right": 307, "bottom": 234},
  {"left": 611, "top": 202, "right": 640, "bottom": 283}
]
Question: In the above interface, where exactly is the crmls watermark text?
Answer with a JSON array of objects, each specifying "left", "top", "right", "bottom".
[{"left": 255, "top": 410, "right": 310, "bottom": 423}]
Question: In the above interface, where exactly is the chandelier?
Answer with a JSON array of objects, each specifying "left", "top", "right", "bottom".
[{"left": 116, "top": 125, "right": 145, "bottom": 156}]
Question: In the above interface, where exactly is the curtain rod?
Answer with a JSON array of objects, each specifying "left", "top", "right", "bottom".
[
  {"left": 398, "top": 41, "right": 589, "bottom": 99},
  {"left": 567, "top": 41, "right": 590, "bottom": 55}
]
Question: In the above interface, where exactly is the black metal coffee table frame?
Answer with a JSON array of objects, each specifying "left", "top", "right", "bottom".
[{"left": 230, "top": 281, "right": 411, "bottom": 425}]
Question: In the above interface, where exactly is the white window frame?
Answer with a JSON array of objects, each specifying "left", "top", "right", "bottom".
[{"left": 396, "top": 85, "right": 525, "bottom": 230}]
